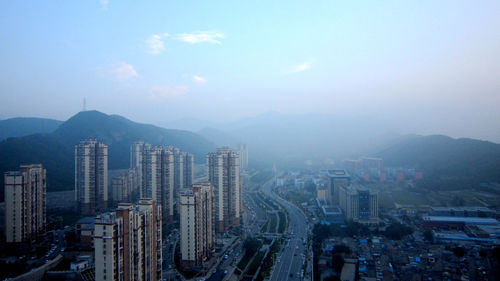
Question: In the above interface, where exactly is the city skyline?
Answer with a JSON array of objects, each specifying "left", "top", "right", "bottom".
[{"left": 1, "top": 1, "right": 500, "bottom": 142}]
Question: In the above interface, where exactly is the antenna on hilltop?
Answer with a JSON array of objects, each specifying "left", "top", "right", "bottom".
[{"left": 83, "top": 98, "right": 87, "bottom": 111}]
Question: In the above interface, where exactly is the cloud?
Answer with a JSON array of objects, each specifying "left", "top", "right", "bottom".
[
  {"left": 100, "top": 0, "right": 109, "bottom": 10},
  {"left": 175, "top": 31, "right": 225, "bottom": 44},
  {"left": 193, "top": 75, "right": 207, "bottom": 84},
  {"left": 113, "top": 62, "right": 138, "bottom": 80},
  {"left": 146, "top": 33, "right": 169, "bottom": 54},
  {"left": 149, "top": 85, "right": 189, "bottom": 100},
  {"left": 289, "top": 59, "right": 313, "bottom": 73}
]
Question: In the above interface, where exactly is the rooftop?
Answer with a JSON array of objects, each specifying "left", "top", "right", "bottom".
[{"left": 423, "top": 216, "right": 499, "bottom": 225}]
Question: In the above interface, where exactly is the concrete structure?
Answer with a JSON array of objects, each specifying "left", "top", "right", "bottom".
[
  {"left": 75, "top": 217, "right": 95, "bottom": 248},
  {"left": 327, "top": 169, "right": 350, "bottom": 205},
  {"left": 75, "top": 139, "right": 108, "bottom": 215},
  {"left": 94, "top": 199, "right": 162, "bottom": 281},
  {"left": 339, "top": 186, "right": 378, "bottom": 224},
  {"left": 361, "top": 157, "right": 384, "bottom": 171},
  {"left": 4, "top": 164, "right": 46, "bottom": 243},
  {"left": 182, "top": 152, "right": 194, "bottom": 189},
  {"left": 207, "top": 147, "right": 242, "bottom": 232},
  {"left": 140, "top": 145, "right": 175, "bottom": 222},
  {"left": 111, "top": 168, "right": 139, "bottom": 203},
  {"left": 130, "top": 141, "right": 147, "bottom": 193},
  {"left": 173, "top": 148, "right": 194, "bottom": 192},
  {"left": 316, "top": 187, "right": 328, "bottom": 201},
  {"left": 422, "top": 216, "right": 500, "bottom": 229},
  {"left": 179, "top": 183, "right": 214, "bottom": 268},
  {"left": 429, "top": 206, "right": 496, "bottom": 218},
  {"left": 238, "top": 143, "right": 248, "bottom": 170},
  {"left": 320, "top": 205, "right": 344, "bottom": 224},
  {"left": 342, "top": 159, "right": 361, "bottom": 173},
  {"left": 131, "top": 142, "right": 191, "bottom": 222}
]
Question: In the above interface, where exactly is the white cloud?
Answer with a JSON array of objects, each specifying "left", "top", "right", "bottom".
[
  {"left": 113, "top": 62, "right": 138, "bottom": 80},
  {"left": 193, "top": 75, "right": 207, "bottom": 84},
  {"left": 175, "top": 31, "right": 225, "bottom": 44},
  {"left": 149, "top": 85, "right": 189, "bottom": 100},
  {"left": 146, "top": 33, "right": 169, "bottom": 55},
  {"left": 100, "top": 0, "right": 109, "bottom": 10},
  {"left": 289, "top": 59, "right": 313, "bottom": 73}
]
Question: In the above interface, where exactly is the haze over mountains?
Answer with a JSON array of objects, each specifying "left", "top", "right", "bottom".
[
  {"left": 0, "top": 111, "right": 215, "bottom": 196},
  {"left": 1, "top": 110, "right": 500, "bottom": 199},
  {"left": 0, "top": 117, "right": 63, "bottom": 141}
]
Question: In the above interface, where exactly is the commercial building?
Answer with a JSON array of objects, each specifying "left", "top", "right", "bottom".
[
  {"left": 94, "top": 199, "right": 162, "bottom": 281},
  {"left": 179, "top": 183, "right": 214, "bottom": 268},
  {"left": 339, "top": 186, "right": 378, "bottom": 224},
  {"left": 4, "top": 164, "right": 46, "bottom": 243},
  {"left": 327, "top": 169, "right": 350, "bottom": 205},
  {"left": 75, "top": 139, "right": 108, "bottom": 215},
  {"left": 207, "top": 147, "right": 242, "bottom": 232}
]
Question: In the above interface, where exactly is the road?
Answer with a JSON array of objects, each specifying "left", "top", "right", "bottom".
[{"left": 261, "top": 179, "right": 312, "bottom": 281}]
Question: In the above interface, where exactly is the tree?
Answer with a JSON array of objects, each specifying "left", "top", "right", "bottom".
[
  {"left": 423, "top": 229, "right": 434, "bottom": 243},
  {"left": 384, "top": 222, "right": 413, "bottom": 240},
  {"left": 243, "top": 237, "right": 261, "bottom": 256},
  {"left": 333, "top": 244, "right": 351, "bottom": 255},
  {"left": 332, "top": 253, "right": 345, "bottom": 273},
  {"left": 452, "top": 246, "right": 466, "bottom": 257}
]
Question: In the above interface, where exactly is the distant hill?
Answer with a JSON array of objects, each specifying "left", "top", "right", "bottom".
[
  {"left": 0, "top": 117, "right": 63, "bottom": 140},
  {"left": 197, "top": 127, "right": 241, "bottom": 148},
  {"left": 375, "top": 135, "right": 500, "bottom": 189},
  {"left": 0, "top": 111, "right": 215, "bottom": 197},
  {"left": 218, "top": 112, "right": 402, "bottom": 167}
]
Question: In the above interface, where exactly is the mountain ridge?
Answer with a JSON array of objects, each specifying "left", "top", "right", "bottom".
[
  {"left": 0, "top": 111, "right": 215, "bottom": 198},
  {"left": 374, "top": 134, "right": 500, "bottom": 189},
  {"left": 0, "top": 117, "right": 63, "bottom": 140}
]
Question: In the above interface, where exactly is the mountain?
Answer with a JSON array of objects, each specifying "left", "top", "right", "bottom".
[
  {"left": 197, "top": 127, "right": 241, "bottom": 148},
  {"left": 0, "top": 111, "right": 215, "bottom": 197},
  {"left": 215, "top": 112, "right": 402, "bottom": 167},
  {"left": 375, "top": 135, "right": 500, "bottom": 189},
  {"left": 0, "top": 117, "right": 63, "bottom": 140},
  {"left": 159, "top": 117, "right": 218, "bottom": 132}
]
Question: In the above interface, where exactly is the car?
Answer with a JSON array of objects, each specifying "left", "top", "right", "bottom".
[{"left": 223, "top": 270, "right": 228, "bottom": 275}]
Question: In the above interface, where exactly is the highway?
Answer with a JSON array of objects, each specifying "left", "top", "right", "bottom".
[{"left": 261, "top": 179, "right": 312, "bottom": 281}]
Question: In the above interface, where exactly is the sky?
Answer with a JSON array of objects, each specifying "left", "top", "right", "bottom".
[{"left": 0, "top": 1, "right": 499, "bottom": 141}]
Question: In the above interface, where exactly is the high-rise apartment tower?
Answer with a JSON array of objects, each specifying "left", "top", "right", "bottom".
[
  {"left": 4, "top": 164, "right": 46, "bottom": 243},
  {"left": 75, "top": 139, "right": 108, "bottom": 215}
]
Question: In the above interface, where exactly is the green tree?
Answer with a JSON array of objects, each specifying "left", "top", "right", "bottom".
[
  {"left": 423, "top": 229, "right": 434, "bottom": 243},
  {"left": 332, "top": 253, "right": 345, "bottom": 273}
]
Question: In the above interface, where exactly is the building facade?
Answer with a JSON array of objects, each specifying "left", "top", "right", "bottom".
[
  {"left": 75, "top": 139, "right": 108, "bottom": 215},
  {"left": 327, "top": 169, "right": 351, "bottom": 205},
  {"left": 131, "top": 142, "right": 191, "bottom": 223},
  {"left": 339, "top": 186, "right": 378, "bottom": 224},
  {"left": 179, "top": 183, "right": 214, "bottom": 268},
  {"left": 4, "top": 164, "right": 46, "bottom": 243},
  {"left": 111, "top": 168, "right": 139, "bottom": 203},
  {"left": 207, "top": 147, "right": 241, "bottom": 232},
  {"left": 94, "top": 199, "right": 162, "bottom": 281},
  {"left": 238, "top": 143, "right": 248, "bottom": 171}
]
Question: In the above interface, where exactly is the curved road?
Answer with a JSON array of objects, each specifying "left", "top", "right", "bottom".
[{"left": 261, "top": 179, "right": 312, "bottom": 281}]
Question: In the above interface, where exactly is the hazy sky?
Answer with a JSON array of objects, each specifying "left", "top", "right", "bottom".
[{"left": 1, "top": 1, "right": 499, "bottom": 141}]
